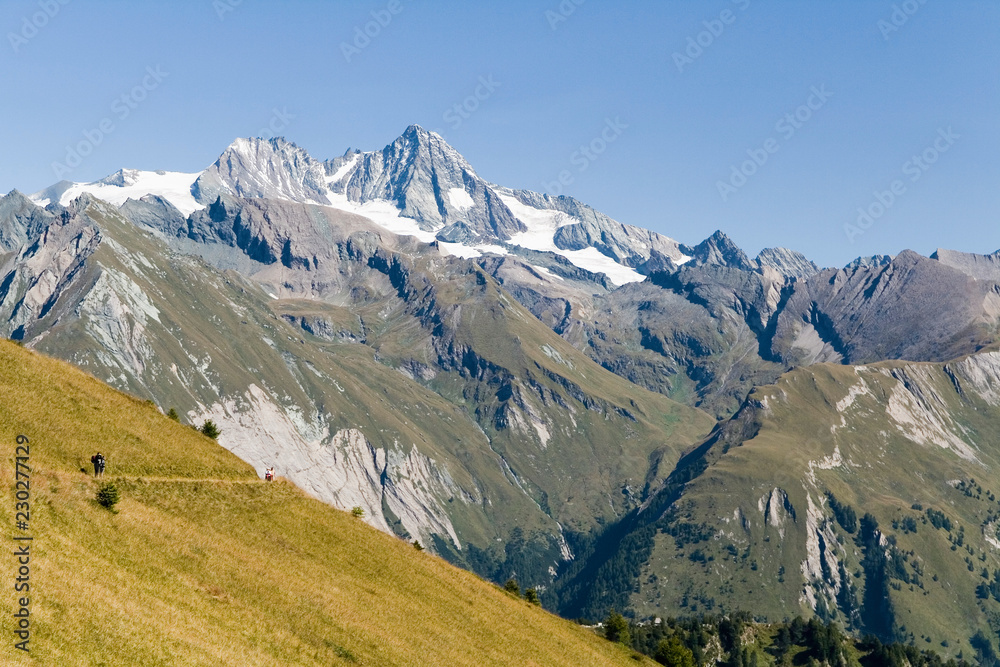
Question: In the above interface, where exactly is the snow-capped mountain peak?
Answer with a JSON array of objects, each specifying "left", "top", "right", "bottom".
[
  {"left": 192, "top": 136, "right": 331, "bottom": 206},
  {"left": 28, "top": 126, "right": 707, "bottom": 286}
]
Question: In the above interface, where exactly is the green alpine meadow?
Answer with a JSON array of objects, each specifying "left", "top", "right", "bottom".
[{"left": 0, "top": 339, "right": 660, "bottom": 665}]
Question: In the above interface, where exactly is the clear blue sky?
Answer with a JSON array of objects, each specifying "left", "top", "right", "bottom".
[{"left": 2, "top": 0, "right": 997, "bottom": 267}]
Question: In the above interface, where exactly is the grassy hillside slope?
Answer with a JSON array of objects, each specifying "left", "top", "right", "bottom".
[
  {"left": 0, "top": 341, "right": 652, "bottom": 666},
  {"left": 627, "top": 350, "right": 1000, "bottom": 659}
]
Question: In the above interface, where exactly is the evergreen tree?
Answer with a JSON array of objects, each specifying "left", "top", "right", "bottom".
[
  {"left": 859, "top": 513, "right": 896, "bottom": 641},
  {"left": 604, "top": 611, "right": 631, "bottom": 646},
  {"left": 200, "top": 419, "right": 221, "bottom": 439},
  {"left": 772, "top": 625, "right": 792, "bottom": 661},
  {"left": 655, "top": 636, "right": 695, "bottom": 667},
  {"left": 96, "top": 482, "right": 121, "bottom": 511}
]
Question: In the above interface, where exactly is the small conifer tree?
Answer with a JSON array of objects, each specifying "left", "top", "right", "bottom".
[
  {"left": 655, "top": 636, "right": 696, "bottom": 667},
  {"left": 604, "top": 611, "right": 631, "bottom": 646},
  {"left": 200, "top": 419, "right": 221, "bottom": 439},
  {"left": 96, "top": 482, "right": 121, "bottom": 512}
]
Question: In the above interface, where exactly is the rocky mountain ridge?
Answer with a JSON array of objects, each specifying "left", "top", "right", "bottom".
[{"left": 20, "top": 126, "right": 1000, "bottom": 421}]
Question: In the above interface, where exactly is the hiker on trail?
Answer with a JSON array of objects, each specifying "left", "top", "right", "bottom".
[
  {"left": 265, "top": 467, "right": 274, "bottom": 482},
  {"left": 91, "top": 452, "right": 106, "bottom": 477}
]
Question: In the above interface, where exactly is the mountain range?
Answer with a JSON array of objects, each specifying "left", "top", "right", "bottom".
[{"left": 7, "top": 125, "right": 1000, "bottom": 660}]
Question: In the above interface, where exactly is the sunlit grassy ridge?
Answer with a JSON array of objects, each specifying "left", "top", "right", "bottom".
[
  {"left": 0, "top": 341, "right": 653, "bottom": 666},
  {"left": 628, "top": 352, "right": 1000, "bottom": 659}
]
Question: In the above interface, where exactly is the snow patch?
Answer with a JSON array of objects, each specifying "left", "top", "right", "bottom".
[
  {"left": 560, "top": 247, "right": 645, "bottom": 285},
  {"left": 437, "top": 242, "right": 481, "bottom": 259},
  {"left": 500, "top": 194, "right": 644, "bottom": 286},
  {"left": 447, "top": 187, "right": 475, "bottom": 210},
  {"left": 474, "top": 244, "right": 509, "bottom": 256},
  {"left": 35, "top": 170, "right": 205, "bottom": 216},
  {"left": 531, "top": 265, "right": 564, "bottom": 281},
  {"left": 326, "top": 154, "right": 360, "bottom": 186},
  {"left": 320, "top": 191, "right": 437, "bottom": 243}
]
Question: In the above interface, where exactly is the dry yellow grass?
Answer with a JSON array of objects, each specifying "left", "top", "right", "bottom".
[{"left": 0, "top": 341, "right": 653, "bottom": 666}]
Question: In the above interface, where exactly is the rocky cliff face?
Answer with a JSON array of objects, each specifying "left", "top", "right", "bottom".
[
  {"left": 755, "top": 246, "right": 820, "bottom": 279},
  {"left": 31, "top": 133, "right": 1000, "bottom": 423},
  {"left": 844, "top": 254, "right": 893, "bottom": 270},
  {"left": 501, "top": 188, "right": 690, "bottom": 269},
  {"left": 336, "top": 125, "right": 526, "bottom": 242},
  {"left": 528, "top": 239, "right": 1000, "bottom": 417},
  {"left": 192, "top": 137, "right": 332, "bottom": 205},
  {"left": 680, "top": 229, "right": 756, "bottom": 271},
  {"left": 0, "top": 190, "right": 59, "bottom": 252},
  {"left": 932, "top": 247, "right": 1000, "bottom": 282},
  {"left": 770, "top": 250, "right": 996, "bottom": 366},
  {"left": 63, "top": 128, "right": 694, "bottom": 281}
]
